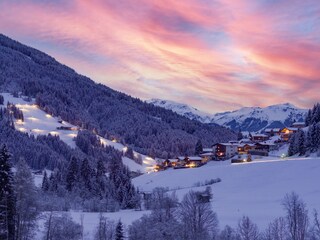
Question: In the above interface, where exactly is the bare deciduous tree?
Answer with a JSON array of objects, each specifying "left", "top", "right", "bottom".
[
  {"left": 264, "top": 217, "right": 287, "bottom": 240},
  {"left": 282, "top": 192, "right": 309, "bottom": 240},
  {"left": 179, "top": 190, "right": 218, "bottom": 240},
  {"left": 94, "top": 214, "right": 116, "bottom": 240},
  {"left": 237, "top": 216, "right": 260, "bottom": 240},
  {"left": 218, "top": 225, "right": 238, "bottom": 240}
]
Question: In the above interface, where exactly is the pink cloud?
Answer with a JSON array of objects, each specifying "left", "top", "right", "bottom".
[{"left": 0, "top": 0, "right": 319, "bottom": 112}]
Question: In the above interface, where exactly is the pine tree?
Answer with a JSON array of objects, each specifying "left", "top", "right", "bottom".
[
  {"left": 125, "top": 147, "right": 134, "bottom": 159},
  {"left": 109, "top": 157, "right": 137, "bottom": 209},
  {"left": 66, "top": 156, "right": 79, "bottom": 192},
  {"left": 0, "top": 95, "right": 4, "bottom": 105},
  {"left": 237, "top": 130, "right": 244, "bottom": 141},
  {"left": 288, "top": 133, "right": 298, "bottom": 156},
  {"left": 305, "top": 109, "right": 312, "bottom": 126},
  {"left": 80, "top": 158, "right": 93, "bottom": 191},
  {"left": 195, "top": 139, "right": 203, "bottom": 155},
  {"left": 0, "top": 145, "right": 15, "bottom": 240},
  {"left": 41, "top": 171, "right": 49, "bottom": 192},
  {"left": 115, "top": 220, "right": 124, "bottom": 240},
  {"left": 311, "top": 103, "right": 320, "bottom": 125},
  {"left": 297, "top": 130, "right": 306, "bottom": 156},
  {"left": 95, "top": 159, "right": 107, "bottom": 198}
]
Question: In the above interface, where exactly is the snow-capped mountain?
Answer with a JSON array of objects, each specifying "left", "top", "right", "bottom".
[
  {"left": 212, "top": 103, "right": 308, "bottom": 132},
  {"left": 147, "top": 99, "right": 212, "bottom": 123},
  {"left": 147, "top": 99, "right": 308, "bottom": 132}
]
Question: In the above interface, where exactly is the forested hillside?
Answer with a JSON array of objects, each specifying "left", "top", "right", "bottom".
[{"left": 0, "top": 34, "right": 236, "bottom": 158}]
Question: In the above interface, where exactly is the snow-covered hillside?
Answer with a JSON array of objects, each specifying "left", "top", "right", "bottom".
[
  {"left": 133, "top": 156, "right": 320, "bottom": 228},
  {"left": 1, "top": 93, "right": 155, "bottom": 173},
  {"left": 148, "top": 99, "right": 307, "bottom": 132},
  {"left": 147, "top": 99, "right": 212, "bottom": 123}
]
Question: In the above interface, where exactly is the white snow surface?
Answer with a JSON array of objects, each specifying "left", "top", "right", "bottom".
[
  {"left": 1, "top": 93, "right": 156, "bottom": 172},
  {"left": 133, "top": 156, "right": 320, "bottom": 229}
]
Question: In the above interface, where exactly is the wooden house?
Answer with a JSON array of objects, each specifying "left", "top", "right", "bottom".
[
  {"left": 250, "top": 133, "right": 269, "bottom": 142},
  {"left": 215, "top": 143, "right": 238, "bottom": 159},
  {"left": 280, "top": 127, "right": 298, "bottom": 141},
  {"left": 255, "top": 142, "right": 278, "bottom": 152},
  {"left": 264, "top": 128, "right": 282, "bottom": 137},
  {"left": 200, "top": 152, "right": 214, "bottom": 162},
  {"left": 237, "top": 144, "right": 255, "bottom": 154},
  {"left": 186, "top": 156, "right": 204, "bottom": 167}
]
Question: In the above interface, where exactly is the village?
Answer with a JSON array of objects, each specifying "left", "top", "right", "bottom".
[{"left": 154, "top": 122, "right": 305, "bottom": 171}]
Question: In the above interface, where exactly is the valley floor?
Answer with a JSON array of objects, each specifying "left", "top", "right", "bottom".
[
  {"left": 133, "top": 156, "right": 320, "bottom": 229},
  {"left": 35, "top": 156, "right": 320, "bottom": 240}
]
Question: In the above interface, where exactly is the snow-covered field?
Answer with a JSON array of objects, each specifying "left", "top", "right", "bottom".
[
  {"left": 44, "top": 156, "right": 320, "bottom": 239},
  {"left": 1, "top": 93, "right": 156, "bottom": 172},
  {"left": 133, "top": 156, "right": 320, "bottom": 229}
]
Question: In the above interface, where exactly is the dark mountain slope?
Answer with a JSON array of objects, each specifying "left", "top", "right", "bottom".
[{"left": 0, "top": 34, "right": 236, "bottom": 157}]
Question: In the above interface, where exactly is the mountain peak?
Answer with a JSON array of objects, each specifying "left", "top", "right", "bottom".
[
  {"left": 148, "top": 98, "right": 308, "bottom": 132},
  {"left": 267, "top": 102, "right": 297, "bottom": 109},
  {"left": 146, "top": 99, "right": 212, "bottom": 123}
]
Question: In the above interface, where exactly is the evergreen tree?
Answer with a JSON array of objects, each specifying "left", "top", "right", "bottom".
[
  {"left": 195, "top": 139, "right": 203, "bottom": 155},
  {"left": 311, "top": 103, "right": 320, "bottom": 125},
  {"left": 80, "top": 158, "right": 93, "bottom": 192},
  {"left": 109, "top": 156, "right": 137, "bottom": 209},
  {"left": 297, "top": 130, "right": 306, "bottom": 156},
  {"left": 237, "top": 130, "right": 244, "bottom": 141},
  {"left": 125, "top": 147, "right": 134, "bottom": 160},
  {"left": 288, "top": 132, "right": 299, "bottom": 156},
  {"left": 42, "top": 171, "right": 49, "bottom": 192},
  {"left": 94, "top": 159, "right": 108, "bottom": 199},
  {"left": 305, "top": 123, "right": 320, "bottom": 153},
  {"left": 115, "top": 220, "right": 124, "bottom": 240},
  {"left": 0, "top": 95, "right": 4, "bottom": 105},
  {"left": 66, "top": 157, "right": 79, "bottom": 192},
  {"left": 48, "top": 169, "right": 59, "bottom": 192},
  {"left": 305, "top": 109, "right": 312, "bottom": 126},
  {"left": 0, "top": 145, "right": 15, "bottom": 240}
]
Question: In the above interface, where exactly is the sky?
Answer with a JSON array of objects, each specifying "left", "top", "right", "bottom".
[{"left": 0, "top": 0, "right": 319, "bottom": 113}]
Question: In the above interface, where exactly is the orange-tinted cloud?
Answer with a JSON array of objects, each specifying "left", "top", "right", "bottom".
[{"left": 0, "top": 0, "right": 319, "bottom": 112}]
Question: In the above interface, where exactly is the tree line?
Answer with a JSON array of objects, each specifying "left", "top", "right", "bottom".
[{"left": 289, "top": 103, "right": 320, "bottom": 156}]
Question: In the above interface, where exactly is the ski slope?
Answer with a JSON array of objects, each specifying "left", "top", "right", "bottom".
[
  {"left": 133, "top": 156, "right": 320, "bottom": 228},
  {"left": 1, "top": 93, "right": 156, "bottom": 172}
]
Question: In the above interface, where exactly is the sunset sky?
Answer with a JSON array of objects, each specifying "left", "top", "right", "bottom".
[{"left": 0, "top": 0, "right": 319, "bottom": 113}]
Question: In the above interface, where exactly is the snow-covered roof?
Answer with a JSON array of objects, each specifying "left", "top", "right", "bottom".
[
  {"left": 265, "top": 128, "right": 281, "bottom": 132},
  {"left": 256, "top": 142, "right": 276, "bottom": 146},
  {"left": 188, "top": 156, "right": 202, "bottom": 161},
  {"left": 239, "top": 138, "right": 252, "bottom": 143},
  {"left": 202, "top": 148, "right": 213, "bottom": 152},
  {"left": 238, "top": 143, "right": 255, "bottom": 147},
  {"left": 292, "top": 122, "right": 305, "bottom": 126},
  {"left": 251, "top": 133, "right": 268, "bottom": 137},
  {"left": 218, "top": 143, "right": 239, "bottom": 146},
  {"left": 200, "top": 153, "right": 214, "bottom": 156},
  {"left": 283, "top": 127, "right": 298, "bottom": 131},
  {"left": 168, "top": 159, "right": 178, "bottom": 162}
]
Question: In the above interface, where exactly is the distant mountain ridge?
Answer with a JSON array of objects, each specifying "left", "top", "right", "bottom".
[
  {"left": 147, "top": 99, "right": 212, "bottom": 123},
  {"left": 148, "top": 99, "right": 308, "bottom": 132}
]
